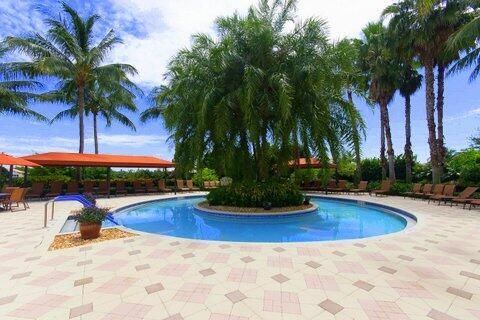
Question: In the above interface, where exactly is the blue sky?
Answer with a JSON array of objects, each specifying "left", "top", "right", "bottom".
[{"left": 1, "top": 0, "right": 479, "bottom": 162}]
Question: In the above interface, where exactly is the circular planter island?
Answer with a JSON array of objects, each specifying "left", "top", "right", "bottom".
[{"left": 194, "top": 201, "right": 318, "bottom": 216}]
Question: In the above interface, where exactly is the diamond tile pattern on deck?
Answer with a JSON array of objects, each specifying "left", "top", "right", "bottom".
[{"left": 0, "top": 193, "right": 479, "bottom": 320}]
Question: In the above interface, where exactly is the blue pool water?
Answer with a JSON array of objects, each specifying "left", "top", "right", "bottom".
[{"left": 110, "top": 197, "right": 412, "bottom": 243}]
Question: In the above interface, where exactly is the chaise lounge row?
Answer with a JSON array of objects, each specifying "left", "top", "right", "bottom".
[{"left": 404, "top": 183, "right": 479, "bottom": 208}]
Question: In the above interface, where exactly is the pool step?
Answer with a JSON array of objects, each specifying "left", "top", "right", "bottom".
[{"left": 59, "top": 216, "right": 78, "bottom": 233}]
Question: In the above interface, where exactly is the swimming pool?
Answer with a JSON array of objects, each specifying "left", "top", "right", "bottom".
[{"left": 110, "top": 196, "right": 415, "bottom": 243}]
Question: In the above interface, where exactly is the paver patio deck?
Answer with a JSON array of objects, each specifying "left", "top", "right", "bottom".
[{"left": 0, "top": 193, "right": 479, "bottom": 319}]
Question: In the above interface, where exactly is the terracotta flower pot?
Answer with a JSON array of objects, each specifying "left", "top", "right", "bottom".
[{"left": 79, "top": 223, "right": 101, "bottom": 240}]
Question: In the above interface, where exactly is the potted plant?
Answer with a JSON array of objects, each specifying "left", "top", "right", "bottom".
[{"left": 73, "top": 207, "right": 109, "bottom": 240}]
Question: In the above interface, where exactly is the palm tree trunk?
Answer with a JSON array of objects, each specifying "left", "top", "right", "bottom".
[
  {"left": 93, "top": 112, "right": 99, "bottom": 154},
  {"left": 348, "top": 90, "right": 362, "bottom": 183},
  {"left": 436, "top": 63, "right": 445, "bottom": 178},
  {"left": 404, "top": 94, "right": 413, "bottom": 183},
  {"left": 78, "top": 85, "right": 85, "bottom": 154},
  {"left": 381, "top": 100, "right": 396, "bottom": 182},
  {"left": 424, "top": 59, "right": 441, "bottom": 183},
  {"left": 380, "top": 111, "right": 387, "bottom": 181}
]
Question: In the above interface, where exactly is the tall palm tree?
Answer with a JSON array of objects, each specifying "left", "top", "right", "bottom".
[
  {"left": 384, "top": 0, "right": 473, "bottom": 183},
  {"left": 359, "top": 22, "right": 400, "bottom": 182},
  {"left": 51, "top": 78, "right": 140, "bottom": 154},
  {"left": 0, "top": 48, "right": 47, "bottom": 121},
  {"left": 5, "top": 2, "right": 136, "bottom": 153}
]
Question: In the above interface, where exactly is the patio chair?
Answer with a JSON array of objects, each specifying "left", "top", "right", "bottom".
[
  {"left": 2, "top": 188, "right": 29, "bottom": 211},
  {"left": 97, "top": 181, "right": 110, "bottom": 196},
  {"left": 450, "top": 187, "right": 478, "bottom": 208},
  {"left": 203, "top": 181, "right": 212, "bottom": 190},
  {"left": 46, "top": 181, "right": 63, "bottom": 197},
  {"left": 176, "top": 180, "right": 189, "bottom": 191},
  {"left": 65, "top": 181, "right": 79, "bottom": 195},
  {"left": 468, "top": 198, "right": 480, "bottom": 210},
  {"left": 27, "top": 182, "right": 44, "bottom": 198},
  {"left": 186, "top": 180, "right": 200, "bottom": 191},
  {"left": 428, "top": 184, "right": 455, "bottom": 204},
  {"left": 371, "top": 180, "right": 391, "bottom": 196},
  {"left": 115, "top": 181, "right": 128, "bottom": 196},
  {"left": 325, "top": 180, "right": 337, "bottom": 193},
  {"left": 213, "top": 181, "right": 220, "bottom": 188},
  {"left": 82, "top": 181, "right": 95, "bottom": 194},
  {"left": 158, "top": 180, "right": 172, "bottom": 192},
  {"left": 403, "top": 183, "right": 422, "bottom": 198},
  {"left": 133, "top": 180, "right": 146, "bottom": 194},
  {"left": 145, "top": 180, "right": 158, "bottom": 193},
  {"left": 328, "top": 180, "right": 347, "bottom": 193},
  {"left": 413, "top": 184, "right": 432, "bottom": 199},
  {"left": 350, "top": 181, "right": 368, "bottom": 195},
  {"left": 421, "top": 184, "right": 444, "bottom": 200}
]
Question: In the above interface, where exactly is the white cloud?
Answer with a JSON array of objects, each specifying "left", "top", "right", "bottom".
[
  {"left": 106, "top": 0, "right": 393, "bottom": 85},
  {"left": 445, "top": 107, "right": 480, "bottom": 122}
]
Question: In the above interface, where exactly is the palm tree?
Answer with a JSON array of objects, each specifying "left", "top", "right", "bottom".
[
  {"left": 332, "top": 39, "right": 369, "bottom": 183},
  {"left": 384, "top": 0, "right": 473, "bottom": 183},
  {"left": 358, "top": 22, "right": 400, "bottom": 182},
  {"left": 51, "top": 77, "right": 140, "bottom": 154},
  {"left": 5, "top": 2, "right": 136, "bottom": 153},
  {"left": 0, "top": 48, "right": 47, "bottom": 121},
  {"left": 141, "top": 0, "right": 364, "bottom": 181}
]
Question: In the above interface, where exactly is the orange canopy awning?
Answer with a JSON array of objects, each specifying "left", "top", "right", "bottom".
[
  {"left": 288, "top": 158, "right": 336, "bottom": 169},
  {"left": 0, "top": 152, "right": 41, "bottom": 167},
  {"left": 21, "top": 152, "right": 175, "bottom": 168}
]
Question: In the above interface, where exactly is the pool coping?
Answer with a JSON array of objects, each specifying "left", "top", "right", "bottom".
[{"left": 105, "top": 193, "right": 419, "bottom": 245}]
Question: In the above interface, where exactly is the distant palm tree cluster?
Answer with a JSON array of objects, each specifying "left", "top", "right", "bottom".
[
  {"left": 1, "top": 0, "right": 479, "bottom": 184},
  {"left": 0, "top": 2, "right": 140, "bottom": 154}
]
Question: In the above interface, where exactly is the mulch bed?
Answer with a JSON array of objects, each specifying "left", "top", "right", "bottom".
[
  {"left": 49, "top": 228, "right": 137, "bottom": 251},
  {"left": 197, "top": 201, "right": 313, "bottom": 214}
]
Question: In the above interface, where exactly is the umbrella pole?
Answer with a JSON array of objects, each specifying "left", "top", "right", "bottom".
[
  {"left": 8, "top": 165, "right": 13, "bottom": 187},
  {"left": 107, "top": 167, "right": 111, "bottom": 198},
  {"left": 23, "top": 166, "right": 28, "bottom": 187}
]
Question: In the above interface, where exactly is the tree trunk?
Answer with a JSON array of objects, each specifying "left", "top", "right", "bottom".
[
  {"left": 380, "top": 111, "right": 387, "bottom": 181},
  {"left": 78, "top": 85, "right": 85, "bottom": 154},
  {"left": 348, "top": 90, "right": 362, "bottom": 183},
  {"left": 93, "top": 112, "right": 99, "bottom": 154},
  {"left": 380, "top": 100, "right": 396, "bottom": 182},
  {"left": 404, "top": 94, "right": 413, "bottom": 183},
  {"left": 436, "top": 64, "right": 445, "bottom": 179},
  {"left": 424, "top": 59, "right": 441, "bottom": 183}
]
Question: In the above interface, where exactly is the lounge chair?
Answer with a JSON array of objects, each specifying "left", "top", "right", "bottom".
[
  {"left": 413, "top": 184, "right": 432, "bottom": 199},
  {"left": 145, "top": 180, "right": 158, "bottom": 193},
  {"left": 2, "top": 188, "right": 29, "bottom": 211},
  {"left": 350, "top": 181, "right": 368, "bottom": 195},
  {"left": 404, "top": 183, "right": 422, "bottom": 198},
  {"left": 328, "top": 180, "right": 347, "bottom": 193},
  {"left": 66, "top": 181, "right": 79, "bottom": 195},
  {"left": 203, "top": 181, "right": 212, "bottom": 190},
  {"left": 186, "top": 180, "right": 200, "bottom": 191},
  {"left": 450, "top": 187, "right": 478, "bottom": 208},
  {"left": 371, "top": 180, "right": 391, "bottom": 196},
  {"left": 428, "top": 184, "right": 455, "bottom": 204},
  {"left": 421, "top": 184, "right": 444, "bottom": 200},
  {"left": 27, "top": 182, "right": 44, "bottom": 198},
  {"left": 133, "top": 180, "right": 146, "bottom": 194},
  {"left": 82, "top": 181, "right": 95, "bottom": 194},
  {"left": 46, "top": 182, "right": 63, "bottom": 197},
  {"left": 176, "top": 180, "right": 189, "bottom": 191},
  {"left": 468, "top": 198, "right": 480, "bottom": 210},
  {"left": 115, "top": 181, "right": 128, "bottom": 196},
  {"left": 97, "top": 181, "right": 110, "bottom": 196},
  {"left": 158, "top": 180, "right": 172, "bottom": 192}
]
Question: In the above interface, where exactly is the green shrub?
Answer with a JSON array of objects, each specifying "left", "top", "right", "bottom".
[
  {"left": 73, "top": 207, "right": 109, "bottom": 224},
  {"left": 193, "top": 168, "right": 219, "bottom": 187},
  {"left": 207, "top": 180, "right": 304, "bottom": 207},
  {"left": 389, "top": 182, "right": 413, "bottom": 195},
  {"left": 446, "top": 149, "right": 480, "bottom": 187}
]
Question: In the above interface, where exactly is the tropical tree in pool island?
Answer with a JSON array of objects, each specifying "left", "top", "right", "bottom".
[
  {"left": 141, "top": 0, "right": 365, "bottom": 181},
  {"left": 5, "top": 2, "right": 137, "bottom": 154}
]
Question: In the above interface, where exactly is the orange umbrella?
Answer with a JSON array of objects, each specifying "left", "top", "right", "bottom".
[{"left": 0, "top": 152, "right": 40, "bottom": 167}]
